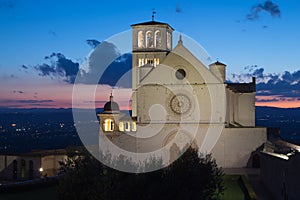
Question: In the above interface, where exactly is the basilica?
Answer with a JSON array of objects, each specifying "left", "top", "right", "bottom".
[{"left": 98, "top": 19, "right": 266, "bottom": 168}]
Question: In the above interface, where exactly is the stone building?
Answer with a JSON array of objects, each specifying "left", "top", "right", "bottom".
[
  {"left": 0, "top": 149, "right": 67, "bottom": 181},
  {"left": 98, "top": 19, "right": 267, "bottom": 168}
]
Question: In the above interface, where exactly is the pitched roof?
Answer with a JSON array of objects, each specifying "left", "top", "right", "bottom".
[
  {"left": 140, "top": 39, "right": 223, "bottom": 85},
  {"left": 227, "top": 82, "right": 256, "bottom": 93},
  {"left": 131, "top": 21, "right": 174, "bottom": 30}
]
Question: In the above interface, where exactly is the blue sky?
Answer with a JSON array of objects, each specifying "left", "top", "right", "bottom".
[
  {"left": 1, "top": 0, "right": 299, "bottom": 73},
  {"left": 1, "top": 0, "right": 300, "bottom": 108}
]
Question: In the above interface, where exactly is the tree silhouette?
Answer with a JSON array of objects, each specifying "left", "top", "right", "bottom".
[{"left": 58, "top": 148, "right": 224, "bottom": 200}]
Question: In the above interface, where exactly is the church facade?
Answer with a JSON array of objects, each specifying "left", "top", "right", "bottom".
[{"left": 98, "top": 20, "right": 266, "bottom": 168}]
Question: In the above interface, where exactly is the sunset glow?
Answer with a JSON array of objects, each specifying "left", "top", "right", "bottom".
[
  {"left": 255, "top": 99, "right": 300, "bottom": 108},
  {"left": 255, "top": 95, "right": 300, "bottom": 108}
]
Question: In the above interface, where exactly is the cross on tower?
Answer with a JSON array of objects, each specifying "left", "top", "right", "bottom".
[{"left": 152, "top": 10, "right": 156, "bottom": 21}]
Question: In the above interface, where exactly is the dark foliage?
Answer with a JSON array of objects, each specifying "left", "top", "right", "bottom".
[{"left": 58, "top": 148, "right": 224, "bottom": 200}]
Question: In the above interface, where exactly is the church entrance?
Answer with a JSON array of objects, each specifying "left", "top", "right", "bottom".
[{"left": 162, "top": 130, "right": 197, "bottom": 164}]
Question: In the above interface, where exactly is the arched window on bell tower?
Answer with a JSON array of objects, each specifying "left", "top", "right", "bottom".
[
  {"left": 167, "top": 31, "right": 172, "bottom": 50},
  {"left": 146, "top": 31, "right": 153, "bottom": 48},
  {"left": 138, "top": 31, "right": 144, "bottom": 48},
  {"left": 154, "top": 30, "right": 161, "bottom": 48}
]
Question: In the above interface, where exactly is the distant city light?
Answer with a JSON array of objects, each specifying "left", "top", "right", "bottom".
[{"left": 11, "top": 123, "right": 16, "bottom": 127}]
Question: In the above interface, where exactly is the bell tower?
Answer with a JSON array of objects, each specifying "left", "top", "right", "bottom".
[{"left": 131, "top": 16, "right": 174, "bottom": 118}]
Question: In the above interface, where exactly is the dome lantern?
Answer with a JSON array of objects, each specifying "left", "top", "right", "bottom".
[{"left": 103, "top": 93, "right": 120, "bottom": 114}]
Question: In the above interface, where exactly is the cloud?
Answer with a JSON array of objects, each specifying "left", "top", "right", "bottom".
[
  {"left": 253, "top": 68, "right": 265, "bottom": 79},
  {"left": 83, "top": 100, "right": 107, "bottom": 104},
  {"left": 48, "top": 30, "right": 57, "bottom": 37},
  {"left": 33, "top": 41, "right": 132, "bottom": 87},
  {"left": 229, "top": 66, "right": 280, "bottom": 84},
  {"left": 0, "top": 74, "right": 17, "bottom": 80},
  {"left": 21, "top": 65, "right": 28, "bottom": 69},
  {"left": 14, "top": 99, "right": 54, "bottom": 103},
  {"left": 35, "top": 53, "right": 79, "bottom": 83},
  {"left": 244, "top": 65, "right": 258, "bottom": 72},
  {"left": 255, "top": 96, "right": 298, "bottom": 104},
  {"left": 0, "top": 99, "right": 54, "bottom": 106},
  {"left": 20, "top": 65, "right": 29, "bottom": 73},
  {"left": 175, "top": 3, "right": 182, "bottom": 13},
  {"left": 77, "top": 41, "right": 132, "bottom": 87},
  {"left": 13, "top": 90, "right": 24, "bottom": 94},
  {"left": 35, "top": 63, "right": 56, "bottom": 76},
  {"left": 10, "top": 74, "right": 16, "bottom": 78},
  {"left": 255, "top": 97, "right": 280, "bottom": 102},
  {"left": 228, "top": 67, "right": 300, "bottom": 101},
  {"left": 247, "top": 0, "right": 281, "bottom": 20},
  {"left": 86, "top": 39, "right": 101, "bottom": 49},
  {"left": 98, "top": 53, "right": 132, "bottom": 87}
]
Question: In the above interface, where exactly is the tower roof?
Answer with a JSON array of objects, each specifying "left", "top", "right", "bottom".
[
  {"left": 103, "top": 94, "right": 120, "bottom": 114},
  {"left": 209, "top": 61, "right": 226, "bottom": 66},
  {"left": 131, "top": 21, "right": 174, "bottom": 30}
]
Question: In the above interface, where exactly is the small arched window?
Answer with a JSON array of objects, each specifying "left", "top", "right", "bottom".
[
  {"left": 138, "top": 58, "right": 145, "bottom": 67},
  {"left": 154, "top": 58, "right": 159, "bottom": 67},
  {"left": 167, "top": 32, "right": 172, "bottom": 49},
  {"left": 146, "top": 31, "right": 153, "bottom": 48},
  {"left": 20, "top": 159, "right": 26, "bottom": 179},
  {"left": 132, "top": 122, "right": 137, "bottom": 132},
  {"left": 119, "top": 122, "right": 124, "bottom": 132},
  {"left": 154, "top": 30, "right": 161, "bottom": 48},
  {"left": 125, "top": 122, "right": 131, "bottom": 132},
  {"left": 138, "top": 31, "right": 144, "bottom": 48},
  {"left": 103, "top": 119, "right": 114, "bottom": 132}
]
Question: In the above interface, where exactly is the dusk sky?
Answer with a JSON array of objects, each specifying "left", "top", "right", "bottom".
[{"left": 1, "top": 0, "right": 300, "bottom": 108}]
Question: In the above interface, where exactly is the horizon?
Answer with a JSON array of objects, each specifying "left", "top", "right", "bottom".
[{"left": 1, "top": 105, "right": 300, "bottom": 110}]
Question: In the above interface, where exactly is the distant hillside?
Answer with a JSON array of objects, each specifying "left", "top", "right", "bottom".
[
  {"left": 256, "top": 106, "right": 300, "bottom": 117},
  {"left": 256, "top": 106, "right": 300, "bottom": 144},
  {"left": 1, "top": 105, "right": 299, "bottom": 136},
  {"left": 0, "top": 107, "right": 72, "bottom": 113}
]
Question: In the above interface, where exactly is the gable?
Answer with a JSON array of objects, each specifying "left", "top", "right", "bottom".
[{"left": 140, "top": 42, "right": 222, "bottom": 85}]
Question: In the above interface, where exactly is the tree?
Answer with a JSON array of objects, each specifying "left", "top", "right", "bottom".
[
  {"left": 58, "top": 147, "right": 224, "bottom": 200},
  {"left": 161, "top": 148, "right": 224, "bottom": 200}
]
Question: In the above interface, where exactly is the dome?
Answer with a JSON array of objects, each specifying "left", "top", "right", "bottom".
[{"left": 103, "top": 94, "right": 119, "bottom": 114}]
